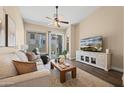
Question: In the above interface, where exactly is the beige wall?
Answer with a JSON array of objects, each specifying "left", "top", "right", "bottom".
[
  {"left": 70, "top": 25, "right": 76, "bottom": 59},
  {"left": 75, "top": 23, "right": 80, "bottom": 50},
  {"left": 65, "top": 24, "right": 77, "bottom": 59},
  {"left": 24, "top": 22, "right": 65, "bottom": 53},
  {"left": 0, "top": 6, "right": 25, "bottom": 52},
  {"left": 75, "top": 6, "right": 123, "bottom": 72},
  {"left": 5, "top": 6, "right": 25, "bottom": 49},
  {"left": 65, "top": 26, "right": 71, "bottom": 59}
]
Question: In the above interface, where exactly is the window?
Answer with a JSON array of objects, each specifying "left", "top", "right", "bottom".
[
  {"left": 66, "top": 36, "right": 69, "bottom": 52},
  {"left": 26, "top": 32, "right": 46, "bottom": 53}
]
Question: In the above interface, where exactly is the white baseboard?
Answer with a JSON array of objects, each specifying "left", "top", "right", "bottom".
[
  {"left": 111, "top": 66, "right": 123, "bottom": 72},
  {"left": 69, "top": 57, "right": 76, "bottom": 60}
]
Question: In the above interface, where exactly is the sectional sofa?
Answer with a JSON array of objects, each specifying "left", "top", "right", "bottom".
[{"left": 0, "top": 48, "right": 50, "bottom": 87}]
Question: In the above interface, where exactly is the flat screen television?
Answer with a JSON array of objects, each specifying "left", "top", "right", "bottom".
[{"left": 80, "top": 36, "right": 103, "bottom": 52}]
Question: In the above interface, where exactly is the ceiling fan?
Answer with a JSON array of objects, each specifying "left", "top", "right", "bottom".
[{"left": 46, "top": 6, "right": 69, "bottom": 28}]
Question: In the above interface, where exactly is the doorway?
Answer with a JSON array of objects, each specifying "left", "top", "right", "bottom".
[{"left": 48, "top": 32, "right": 64, "bottom": 59}]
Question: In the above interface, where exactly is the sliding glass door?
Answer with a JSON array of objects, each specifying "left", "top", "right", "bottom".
[{"left": 49, "top": 32, "right": 64, "bottom": 59}]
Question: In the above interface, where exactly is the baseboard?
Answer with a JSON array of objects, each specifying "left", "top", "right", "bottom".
[
  {"left": 69, "top": 57, "right": 76, "bottom": 60},
  {"left": 111, "top": 66, "right": 123, "bottom": 72}
]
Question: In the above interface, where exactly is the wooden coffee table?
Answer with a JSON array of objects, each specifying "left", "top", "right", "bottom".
[{"left": 50, "top": 60, "right": 76, "bottom": 83}]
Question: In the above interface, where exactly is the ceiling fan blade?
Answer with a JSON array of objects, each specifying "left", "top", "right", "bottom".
[
  {"left": 46, "top": 17, "right": 53, "bottom": 20},
  {"left": 59, "top": 21, "right": 69, "bottom": 24},
  {"left": 46, "top": 6, "right": 69, "bottom": 27}
]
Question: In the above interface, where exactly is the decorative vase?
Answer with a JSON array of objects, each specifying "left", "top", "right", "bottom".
[
  {"left": 59, "top": 58, "right": 65, "bottom": 64},
  {"left": 59, "top": 55, "right": 65, "bottom": 64}
]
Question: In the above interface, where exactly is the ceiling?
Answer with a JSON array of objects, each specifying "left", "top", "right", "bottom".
[{"left": 19, "top": 6, "right": 99, "bottom": 28}]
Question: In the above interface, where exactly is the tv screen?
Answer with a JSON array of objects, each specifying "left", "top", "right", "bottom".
[{"left": 80, "top": 36, "right": 103, "bottom": 52}]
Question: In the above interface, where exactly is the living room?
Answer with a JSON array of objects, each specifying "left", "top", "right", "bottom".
[{"left": 0, "top": 5, "right": 124, "bottom": 87}]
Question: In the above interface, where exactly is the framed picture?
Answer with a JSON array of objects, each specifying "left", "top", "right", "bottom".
[
  {"left": 0, "top": 7, "right": 5, "bottom": 47},
  {"left": 5, "top": 14, "right": 16, "bottom": 47}
]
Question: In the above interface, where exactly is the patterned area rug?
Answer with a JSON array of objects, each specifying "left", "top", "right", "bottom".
[{"left": 49, "top": 68, "right": 114, "bottom": 87}]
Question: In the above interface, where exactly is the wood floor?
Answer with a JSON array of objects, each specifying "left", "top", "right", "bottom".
[{"left": 66, "top": 60, "right": 123, "bottom": 87}]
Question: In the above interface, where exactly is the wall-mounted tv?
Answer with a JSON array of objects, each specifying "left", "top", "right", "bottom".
[{"left": 80, "top": 36, "right": 103, "bottom": 52}]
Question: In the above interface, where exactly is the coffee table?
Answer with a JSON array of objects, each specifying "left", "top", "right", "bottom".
[{"left": 50, "top": 60, "right": 76, "bottom": 83}]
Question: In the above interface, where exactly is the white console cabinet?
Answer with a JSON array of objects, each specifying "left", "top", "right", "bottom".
[{"left": 76, "top": 50, "right": 111, "bottom": 71}]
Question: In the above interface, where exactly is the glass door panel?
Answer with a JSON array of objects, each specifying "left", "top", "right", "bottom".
[{"left": 49, "top": 33, "right": 64, "bottom": 59}]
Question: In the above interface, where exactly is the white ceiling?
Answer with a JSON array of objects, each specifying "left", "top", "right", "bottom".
[{"left": 19, "top": 6, "right": 99, "bottom": 28}]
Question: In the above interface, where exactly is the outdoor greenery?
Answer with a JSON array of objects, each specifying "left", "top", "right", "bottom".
[{"left": 62, "top": 50, "right": 67, "bottom": 58}]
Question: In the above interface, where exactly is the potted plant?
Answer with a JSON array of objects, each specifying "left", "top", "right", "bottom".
[
  {"left": 58, "top": 50, "right": 68, "bottom": 64},
  {"left": 62, "top": 50, "right": 67, "bottom": 59}
]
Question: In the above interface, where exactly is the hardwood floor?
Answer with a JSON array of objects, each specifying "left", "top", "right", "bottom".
[{"left": 66, "top": 60, "right": 123, "bottom": 87}]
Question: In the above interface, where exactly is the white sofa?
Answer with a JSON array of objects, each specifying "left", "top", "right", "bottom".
[{"left": 0, "top": 48, "right": 50, "bottom": 87}]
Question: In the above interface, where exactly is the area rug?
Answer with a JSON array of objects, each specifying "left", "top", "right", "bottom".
[{"left": 49, "top": 68, "right": 114, "bottom": 87}]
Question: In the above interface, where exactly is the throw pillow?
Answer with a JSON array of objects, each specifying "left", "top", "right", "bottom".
[
  {"left": 15, "top": 51, "right": 28, "bottom": 62},
  {"left": 13, "top": 60, "right": 37, "bottom": 75},
  {"left": 26, "top": 52, "right": 38, "bottom": 61}
]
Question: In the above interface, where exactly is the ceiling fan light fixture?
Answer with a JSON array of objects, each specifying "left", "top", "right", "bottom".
[
  {"left": 45, "top": 6, "right": 69, "bottom": 28},
  {"left": 54, "top": 21, "right": 57, "bottom": 26},
  {"left": 54, "top": 21, "right": 60, "bottom": 27}
]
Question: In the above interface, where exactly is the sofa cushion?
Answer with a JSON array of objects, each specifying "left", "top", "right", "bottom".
[
  {"left": 0, "top": 70, "right": 50, "bottom": 87},
  {"left": 0, "top": 53, "right": 20, "bottom": 79},
  {"left": 15, "top": 51, "right": 28, "bottom": 62},
  {"left": 28, "top": 58, "right": 44, "bottom": 71},
  {"left": 32, "top": 58, "right": 43, "bottom": 64},
  {"left": 13, "top": 60, "right": 37, "bottom": 75}
]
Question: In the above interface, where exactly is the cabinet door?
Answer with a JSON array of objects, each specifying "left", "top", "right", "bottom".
[
  {"left": 96, "top": 54, "right": 105, "bottom": 68},
  {"left": 76, "top": 55, "right": 80, "bottom": 61}
]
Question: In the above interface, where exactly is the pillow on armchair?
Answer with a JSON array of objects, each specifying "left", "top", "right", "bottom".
[
  {"left": 40, "top": 55, "right": 49, "bottom": 64},
  {"left": 26, "top": 52, "right": 43, "bottom": 64},
  {"left": 25, "top": 52, "right": 44, "bottom": 70},
  {"left": 26, "top": 52, "right": 38, "bottom": 61}
]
